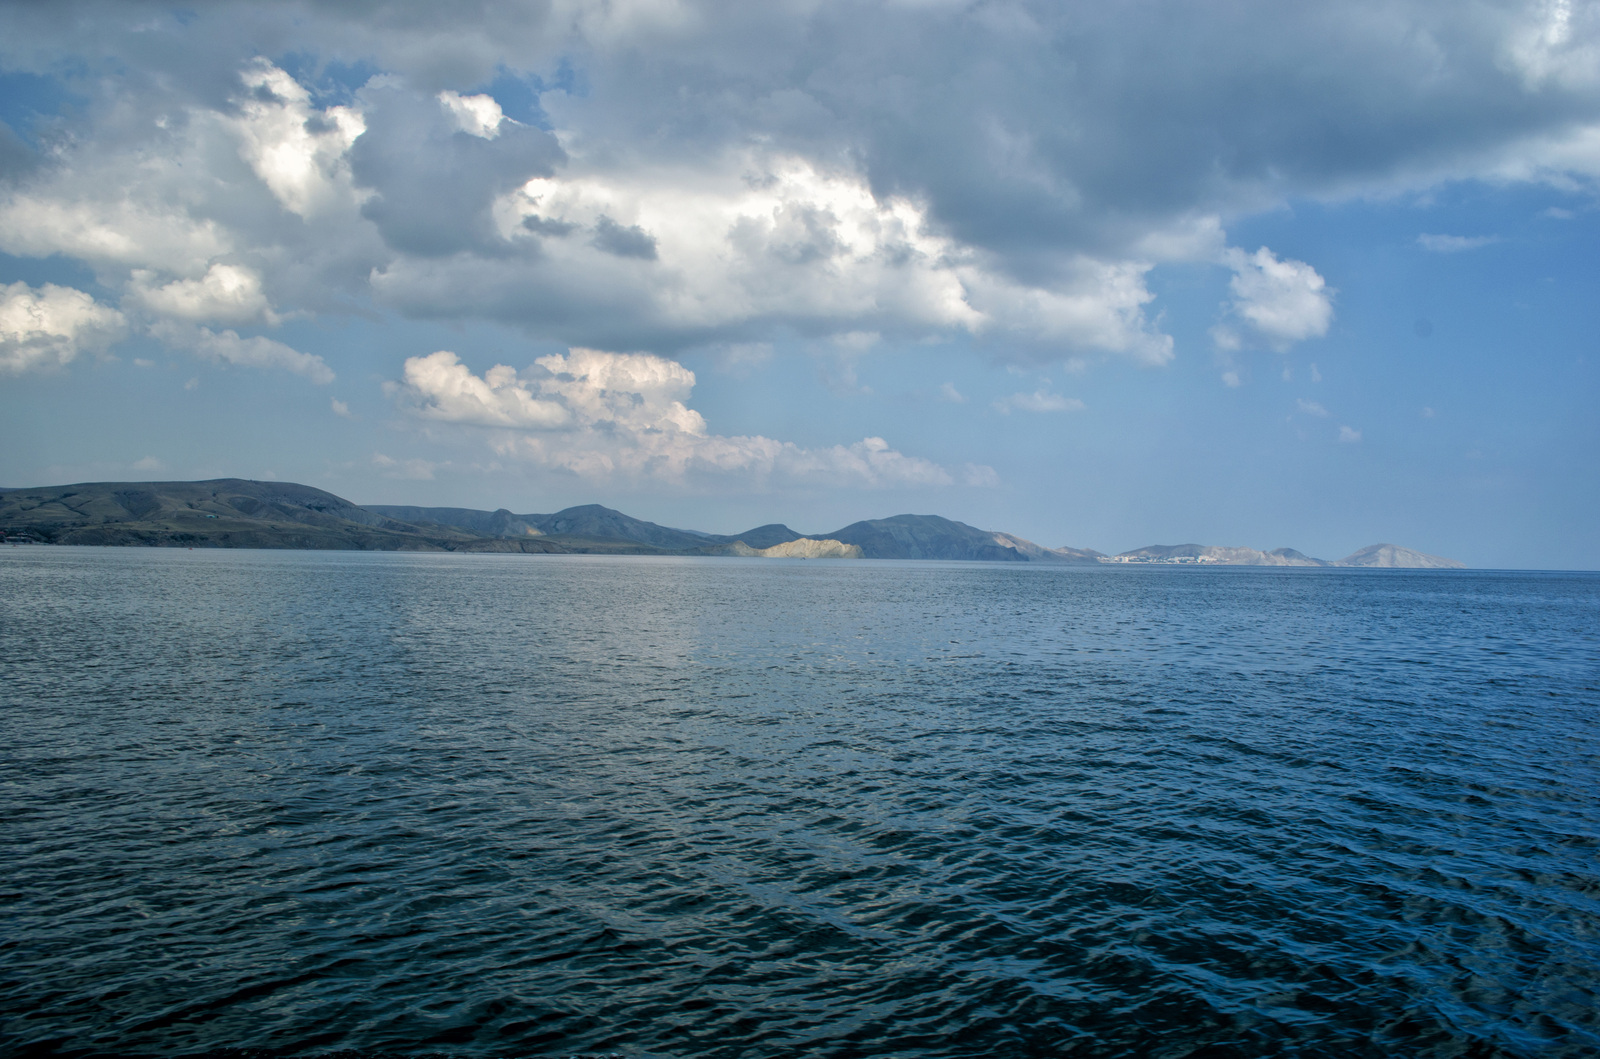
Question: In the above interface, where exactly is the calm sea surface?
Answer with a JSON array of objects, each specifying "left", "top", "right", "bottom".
[{"left": 2, "top": 548, "right": 1598, "bottom": 1058}]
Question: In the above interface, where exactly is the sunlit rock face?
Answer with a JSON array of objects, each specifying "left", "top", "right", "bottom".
[{"left": 755, "top": 537, "right": 864, "bottom": 559}]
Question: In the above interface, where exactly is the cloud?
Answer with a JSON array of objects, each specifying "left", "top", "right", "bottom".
[
  {"left": 939, "top": 382, "right": 966, "bottom": 403},
  {"left": 438, "top": 91, "right": 506, "bottom": 139},
  {"left": 0, "top": 193, "right": 234, "bottom": 276},
  {"left": 130, "top": 455, "right": 163, "bottom": 472},
  {"left": 0, "top": 118, "right": 37, "bottom": 183},
  {"left": 960, "top": 258, "right": 1173, "bottom": 364},
  {"left": 0, "top": 59, "right": 384, "bottom": 319},
  {"left": 705, "top": 341, "right": 773, "bottom": 375},
  {"left": 961, "top": 463, "right": 1001, "bottom": 488},
  {"left": 590, "top": 215, "right": 658, "bottom": 260},
  {"left": 1214, "top": 247, "right": 1334, "bottom": 352},
  {"left": 152, "top": 321, "right": 334, "bottom": 383},
  {"left": 0, "top": 2, "right": 1597, "bottom": 373},
  {"left": 232, "top": 60, "right": 368, "bottom": 220},
  {"left": 394, "top": 347, "right": 960, "bottom": 487},
  {"left": 0, "top": 52, "right": 1175, "bottom": 362},
  {"left": 331, "top": 398, "right": 353, "bottom": 418},
  {"left": 128, "top": 263, "right": 278, "bottom": 325},
  {"left": 378, "top": 158, "right": 1172, "bottom": 358},
  {"left": 0, "top": 282, "right": 126, "bottom": 373},
  {"left": 993, "top": 390, "right": 1086, "bottom": 414},
  {"left": 352, "top": 77, "right": 564, "bottom": 257},
  {"left": 1417, "top": 233, "right": 1500, "bottom": 253},
  {"left": 398, "top": 350, "right": 570, "bottom": 428},
  {"left": 1297, "top": 399, "right": 1330, "bottom": 418},
  {"left": 1339, "top": 425, "right": 1362, "bottom": 443}
]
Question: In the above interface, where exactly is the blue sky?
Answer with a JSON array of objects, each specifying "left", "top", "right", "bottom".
[{"left": 1, "top": 1, "right": 1596, "bottom": 568}]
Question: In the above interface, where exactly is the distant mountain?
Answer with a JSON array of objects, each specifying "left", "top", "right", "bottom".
[
  {"left": 1337, "top": 543, "right": 1465, "bottom": 569},
  {"left": 364, "top": 505, "right": 1096, "bottom": 562},
  {"left": 0, "top": 480, "right": 490, "bottom": 551},
  {"left": 821, "top": 514, "right": 1103, "bottom": 563},
  {"left": 363, "top": 505, "right": 542, "bottom": 538},
  {"left": 1269, "top": 548, "right": 1327, "bottom": 565},
  {"left": 1111, "top": 542, "right": 1463, "bottom": 568},
  {"left": 369, "top": 502, "right": 752, "bottom": 552},
  {"left": 0, "top": 478, "right": 1464, "bottom": 568},
  {"left": 525, "top": 504, "right": 714, "bottom": 551},
  {"left": 824, "top": 514, "right": 1017, "bottom": 561},
  {"left": 722, "top": 523, "right": 806, "bottom": 549},
  {"left": 1113, "top": 544, "right": 1330, "bottom": 566}
]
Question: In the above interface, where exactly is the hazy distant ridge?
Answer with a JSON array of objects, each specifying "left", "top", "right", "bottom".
[
  {"left": 1109, "top": 542, "right": 1463, "bottom": 569},
  {"left": 0, "top": 479, "right": 1462, "bottom": 567},
  {"left": 373, "top": 504, "right": 1107, "bottom": 563},
  {"left": 1335, "top": 544, "right": 1464, "bottom": 569}
]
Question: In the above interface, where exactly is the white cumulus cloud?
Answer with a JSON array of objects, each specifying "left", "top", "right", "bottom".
[
  {"left": 1214, "top": 247, "right": 1334, "bottom": 353},
  {"left": 394, "top": 347, "right": 961, "bottom": 487},
  {"left": 0, "top": 282, "right": 126, "bottom": 374},
  {"left": 399, "top": 350, "right": 571, "bottom": 428},
  {"left": 129, "top": 263, "right": 278, "bottom": 325},
  {"left": 232, "top": 60, "right": 368, "bottom": 219},
  {"left": 439, "top": 91, "right": 507, "bottom": 139}
]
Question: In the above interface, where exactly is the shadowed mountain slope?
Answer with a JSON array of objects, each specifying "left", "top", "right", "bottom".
[
  {"left": 363, "top": 505, "right": 542, "bottom": 538},
  {"left": 368, "top": 502, "right": 729, "bottom": 552},
  {"left": 0, "top": 480, "right": 491, "bottom": 550}
]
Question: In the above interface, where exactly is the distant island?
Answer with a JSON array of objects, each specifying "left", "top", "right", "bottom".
[
  {"left": 0, "top": 479, "right": 1464, "bottom": 568},
  {"left": 1103, "top": 542, "right": 1463, "bottom": 569}
]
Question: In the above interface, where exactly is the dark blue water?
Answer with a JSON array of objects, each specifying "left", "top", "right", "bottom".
[{"left": 2, "top": 549, "right": 1597, "bottom": 1058}]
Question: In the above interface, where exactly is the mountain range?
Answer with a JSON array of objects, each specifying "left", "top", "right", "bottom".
[{"left": 0, "top": 478, "right": 1463, "bottom": 568}]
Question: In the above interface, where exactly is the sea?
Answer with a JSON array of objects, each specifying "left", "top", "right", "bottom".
[{"left": 2, "top": 547, "right": 1597, "bottom": 1058}]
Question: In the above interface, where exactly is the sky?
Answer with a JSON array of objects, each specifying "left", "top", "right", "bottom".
[{"left": 0, "top": 0, "right": 1596, "bottom": 568}]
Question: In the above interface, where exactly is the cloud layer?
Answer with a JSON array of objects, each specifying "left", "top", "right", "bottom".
[{"left": 0, "top": 0, "right": 1597, "bottom": 376}]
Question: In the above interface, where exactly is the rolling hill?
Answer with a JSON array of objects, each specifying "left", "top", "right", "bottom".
[{"left": 0, "top": 479, "right": 1463, "bottom": 567}]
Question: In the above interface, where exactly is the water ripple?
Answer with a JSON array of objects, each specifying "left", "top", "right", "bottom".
[{"left": 2, "top": 550, "right": 1597, "bottom": 1057}]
